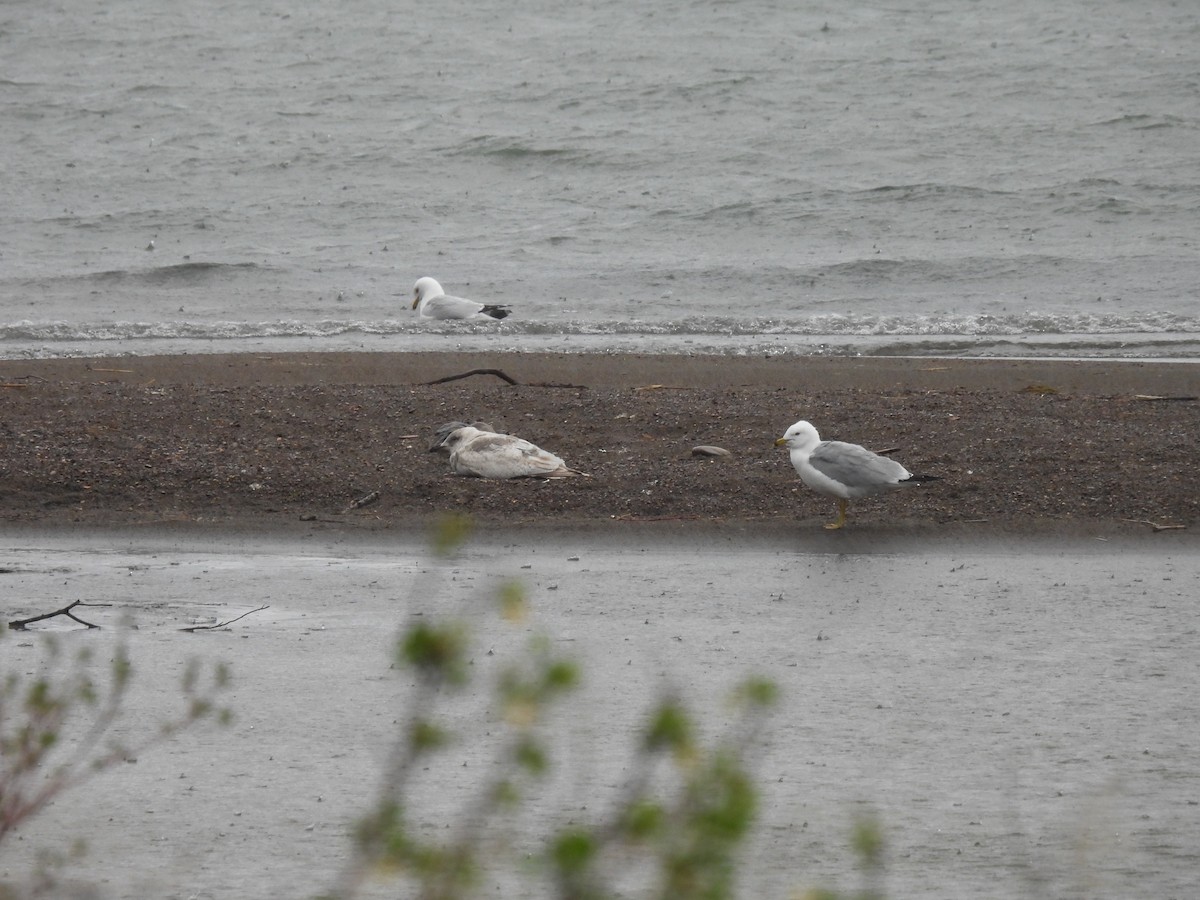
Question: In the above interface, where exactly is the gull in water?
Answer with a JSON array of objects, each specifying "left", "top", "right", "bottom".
[
  {"left": 775, "top": 420, "right": 939, "bottom": 529},
  {"left": 436, "top": 425, "right": 584, "bottom": 479},
  {"left": 412, "top": 277, "right": 512, "bottom": 320}
]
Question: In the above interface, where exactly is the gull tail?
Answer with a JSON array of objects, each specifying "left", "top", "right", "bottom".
[{"left": 480, "top": 305, "right": 512, "bottom": 320}]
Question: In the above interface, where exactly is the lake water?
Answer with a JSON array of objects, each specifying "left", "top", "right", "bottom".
[
  {"left": 3, "top": 527, "right": 1199, "bottom": 898},
  {"left": 3, "top": 0, "right": 1199, "bottom": 360}
]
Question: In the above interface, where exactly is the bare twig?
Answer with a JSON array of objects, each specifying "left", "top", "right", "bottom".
[
  {"left": 180, "top": 605, "right": 269, "bottom": 632},
  {"left": 9, "top": 600, "right": 110, "bottom": 631},
  {"left": 4, "top": 374, "right": 48, "bottom": 384},
  {"left": 1122, "top": 518, "right": 1187, "bottom": 532},
  {"left": 1133, "top": 394, "right": 1198, "bottom": 402}
]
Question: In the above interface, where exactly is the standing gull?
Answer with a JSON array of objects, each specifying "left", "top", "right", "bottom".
[
  {"left": 437, "top": 425, "right": 583, "bottom": 479},
  {"left": 775, "top": 420, "right": 939, "bottom": 529},
  {"left": 412, "top": 277, "right": 512, "bottom": 320}
]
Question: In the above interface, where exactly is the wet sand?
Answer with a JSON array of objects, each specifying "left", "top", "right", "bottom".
[
  {"left": 0, "top": 352, "right": 1197, "bottom": 532},
  {"left": 1, "top": 527, "right": 1197, "bottom": 899}
]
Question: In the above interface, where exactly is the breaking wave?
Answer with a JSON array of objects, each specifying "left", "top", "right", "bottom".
[{"left": 2, "top": 311, "right": 1198, "bottom": 360}]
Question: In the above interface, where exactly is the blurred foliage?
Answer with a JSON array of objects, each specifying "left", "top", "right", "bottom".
[
  {"left": 329, "top": 515, "right": 799, "bottom": 900},
  {"left": 0, "top": 615, "right": 232, "bottom": 894}
]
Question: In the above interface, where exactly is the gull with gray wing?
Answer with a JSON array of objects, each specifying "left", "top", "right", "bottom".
[
  {"left": 775, "top": 420, "right": 939, "bottom": 529},
  {"left": 412, "top": 277, "right": 512, "bottom": 320}
]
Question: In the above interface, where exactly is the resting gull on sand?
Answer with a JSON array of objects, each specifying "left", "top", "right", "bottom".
[
  {"left": 435, "top": 425, "right": 584, "bottom": 479},
  {"left": 428, "top": 420, "right": 497, "bottom": 452},
  {"left": 775, "top": 420, "right": 939, "bottom": 529},
  {"left": 412, "top": 277, "right": 512, "bottom": 320}
]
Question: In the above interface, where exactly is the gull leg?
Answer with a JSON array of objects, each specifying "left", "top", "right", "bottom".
[{"left": 824, "top": 498, "right": 848, "bottom": 530}]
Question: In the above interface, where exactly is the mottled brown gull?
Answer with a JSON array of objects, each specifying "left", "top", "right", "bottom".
[{"left": 438, "top": 425, "right": 583, "bottom": 479}]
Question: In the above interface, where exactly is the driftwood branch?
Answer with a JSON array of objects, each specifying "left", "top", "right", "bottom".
[
  {"left": 423, "top": 368, "right": 587, "bottom": 390},
  {"left": 180, "top": 605, "right": 270, "bottom": 633},
  {"left": 425, "top": 368, "right": 519, "bottom": 386},
  {"left": 9, "top": 600, "right": 109, "bottom": 631}
]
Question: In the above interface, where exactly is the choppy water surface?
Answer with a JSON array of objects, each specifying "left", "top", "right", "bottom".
[{"left": 3, "top": 0, "right": 1198, "bottom": 359}]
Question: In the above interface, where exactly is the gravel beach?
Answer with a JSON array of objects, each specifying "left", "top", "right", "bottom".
[{"left": 0, "top": 352, "right": 1196, "bottom": 533}]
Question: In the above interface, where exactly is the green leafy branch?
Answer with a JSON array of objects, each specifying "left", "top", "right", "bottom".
[
  {"left": 328, "top": 516, "right": 781, "bottom": 900},
  {"left": 332, "top": 573, "right": 580, "bottom": 900},
  {"left": 548, "top": 679, "right": 778, "bottom": 900}
]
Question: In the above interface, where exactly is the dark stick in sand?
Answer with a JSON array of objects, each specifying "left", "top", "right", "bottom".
[
  {"left": 424, "top": 368, "right": 588, "bottom": 389},
  {"left": 425, "top": 368, "right": 520, "bottom": 386}
]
